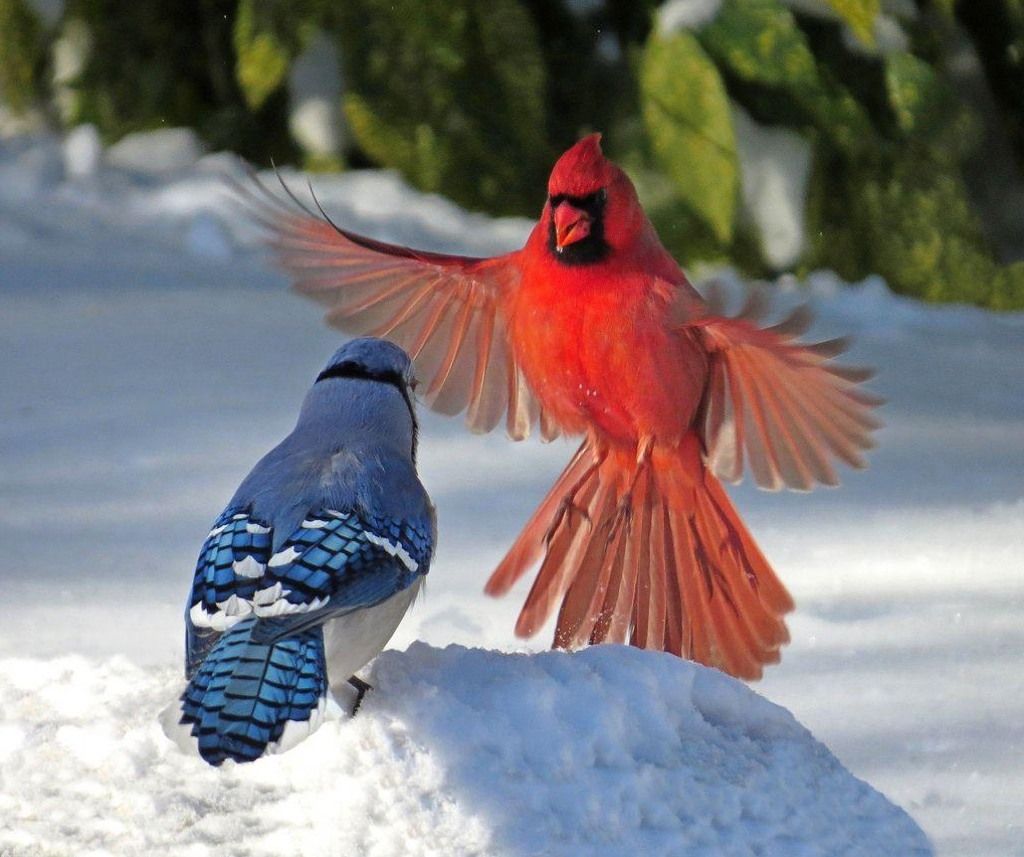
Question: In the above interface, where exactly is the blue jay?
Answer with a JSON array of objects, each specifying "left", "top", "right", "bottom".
[{"left": 173, "top": 337, "right": 434, "bottom": 766}]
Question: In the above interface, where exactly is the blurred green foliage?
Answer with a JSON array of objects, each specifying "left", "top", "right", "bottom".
[
  {"left": 0, "top": 0, "right": 46, "bottom": 112},
  {"left": 1, "top": 0, "right": 1023, "bottom": 308},
  {"left": 825, "top": 0, "right": 881, "bottom": 47},
  {"left": 59, "top": 0, "right": 297, "bottom": 162},
  {"left": 336, "top": 0, "right": 549, "bottom": 213},
  {"left": 808, "top": 151, "right": 1001, "bottom": 304},
  {"left": 233, "top": 0, "right": 294, "bottom": 111},
  {"left": 640, "top": 30, "right": 738, "bottom": 243}
]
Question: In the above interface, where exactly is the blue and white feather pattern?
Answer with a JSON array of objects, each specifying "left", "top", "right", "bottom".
[
  {"left": 166, "top": 338, "right": 435, "bottom": 766},
  {"left": 184, "top": 508, "right": 273, "bottom": 675}
]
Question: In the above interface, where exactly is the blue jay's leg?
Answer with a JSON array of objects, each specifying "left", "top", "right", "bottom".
[
  {"left": 180, "top": 616, "right": 328, "bottom": 765},
  {"left": 347, "top": 676, "right": 373, "bottom": 713}
]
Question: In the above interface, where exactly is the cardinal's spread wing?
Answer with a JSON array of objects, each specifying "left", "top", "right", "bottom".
[
  {"left": 238, "top": 175, "right": 554, "bottom": 441},
  {"left": 692, "top": 285, "right": 882, "bottom": 491}
]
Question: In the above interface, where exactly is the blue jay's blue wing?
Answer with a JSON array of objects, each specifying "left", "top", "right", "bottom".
[
  {"left": 180, "top": 506, "right": 432, "bottom": 764},
  {"left": 257, "top": 510, "right": 426, "bottom": 608},
  {"left": 246, "top": 509, "right": 429, "bottom": 643},
  {"left": 185, "top": 508, "right": 273, "bottom": 676},
  {"left": 185, "top": 506, "right": 432, "bottom": 672}
]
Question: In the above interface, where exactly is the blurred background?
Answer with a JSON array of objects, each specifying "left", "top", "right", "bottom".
[
  {"left": 2, "top": 0, "right": 1024, "bottom": 308},
  {"left": 2, "top": 3, "right": 1023, "bottom": 854}
]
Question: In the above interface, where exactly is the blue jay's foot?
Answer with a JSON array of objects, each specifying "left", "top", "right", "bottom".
[{"left": 348, "top": 675, "right": 373, "bottom": 714}]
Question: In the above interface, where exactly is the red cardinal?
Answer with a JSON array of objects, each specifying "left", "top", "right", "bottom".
[{"left": 246, "top": 134, "right": 880, "bottom": 679}]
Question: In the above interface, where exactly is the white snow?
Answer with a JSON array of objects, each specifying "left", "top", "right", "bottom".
[
  {"left": 1, "top": 129, "right": 1023, "bottom": 855},
  {"left": 24, "top": 0, "right": 64, "bottom": 27},
  {"left": 657, "top": 0, "right": 723, "bottom": 34},
  {"left": 565, "top": 0, "right": 606, "bottom": 17},
  {"left": 62, "top": 123, "right": 102, "bottom": 179},
  {"left": 872, "top": 15, "right": 911, "bottom": 55},
  {"left": 732, "top": 106, "right": 813, "bottom": 270},
  {"left": 106, "top": 127, "right": 205, "bottom": 175},
  {"left": 288, "top": 31, "right": 345, "bottom": 161},
  {"left": 50, "top": 19, "right": 90, "bottom": 125},
  {"left": 2, "top": 646, "right": 930, "bottom": 856}
]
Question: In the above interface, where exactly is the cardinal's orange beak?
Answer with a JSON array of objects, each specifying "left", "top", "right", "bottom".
[{"left": 553, "top": 201, "right": 592, "bottom": 250}]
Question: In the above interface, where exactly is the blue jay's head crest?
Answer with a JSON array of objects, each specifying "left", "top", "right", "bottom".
[{"left": 313, "top": 337, "right": 419, "bottom": 458}]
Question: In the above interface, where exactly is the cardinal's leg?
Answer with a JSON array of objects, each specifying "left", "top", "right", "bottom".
[{"left": 546, "top": 443, "right": 609, "bottom": 541}]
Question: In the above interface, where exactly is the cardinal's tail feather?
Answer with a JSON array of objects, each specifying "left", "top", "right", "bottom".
[
  {"left": 486, "top": 434, "right": 793, "bottom": 680},
  {"left": 483, "top": 440, "right": 600, "bottom": 599}
]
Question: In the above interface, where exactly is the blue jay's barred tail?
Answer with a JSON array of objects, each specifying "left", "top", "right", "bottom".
[{"left": 181, "top": 616, "right": 328, "bottom": 765}]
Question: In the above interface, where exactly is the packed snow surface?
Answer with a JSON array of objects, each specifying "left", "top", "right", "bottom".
[
  {"left": 2, "top": 128, "right": 1023, "bottom": 855},
  {"left": 1, "top": 645, "right": 931, "bottom": 857}
]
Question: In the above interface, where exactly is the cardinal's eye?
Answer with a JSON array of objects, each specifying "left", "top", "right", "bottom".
[{"left": 596, "top": 188, "right": 607, "bottom": 205}]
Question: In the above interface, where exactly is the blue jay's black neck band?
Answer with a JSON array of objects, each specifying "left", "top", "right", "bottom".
[
  {"left": 315, "top": 360, "right": 419, "bottom": 458},
  {"left": 315, "top": 361, "right": 406, "bottom": 390}
]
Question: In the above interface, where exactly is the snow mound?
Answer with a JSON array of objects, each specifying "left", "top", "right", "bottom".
[
  {"left": 106, "top": 127, "right": 205, "bottom": 175},
  {"left": 1, "top": 645, "right": 931, "bottom": 857}
]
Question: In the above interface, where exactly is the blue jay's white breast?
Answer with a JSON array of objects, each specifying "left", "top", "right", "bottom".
[{"left": 323, "top": 578, "right": 423, "bottom": 687}]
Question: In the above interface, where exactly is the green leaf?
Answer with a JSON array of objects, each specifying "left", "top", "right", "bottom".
[
  {"left": 700, "top": 0, "right": 819, "bottom": 91},
  {"left": 640, "top": 31, "right": 738, "bottom": 244},
  {"left": 884, "top": 51, "right": 945, "bottom": 136},
  {"left": 233, "top": 0, "right": 293, "bottom": 110},
  {"left": 823, "top": 0, "right": 879, "bottom": 47},
  {"left": 345, "top": 95, "right": 445, "bottom": 192}
]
